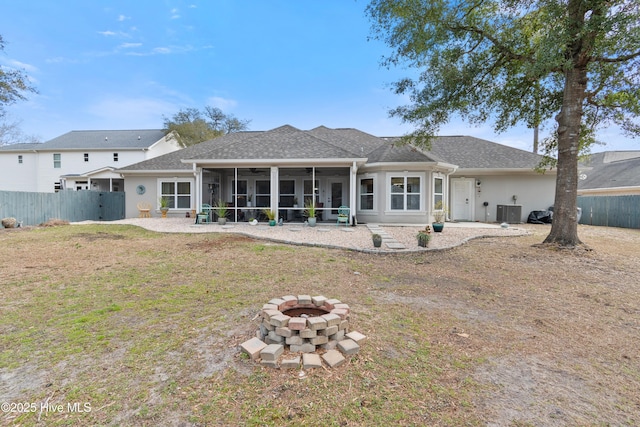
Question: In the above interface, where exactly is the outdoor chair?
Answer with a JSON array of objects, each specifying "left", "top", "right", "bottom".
[
  {"left": 195, "top": 204, "right": 213, "bottom": 224},
  {"left": 137, "top": 201, "right": 151, "bottom": 218},
  {"left": 336, "top": 206, "right": 350, "bottom": 226}
]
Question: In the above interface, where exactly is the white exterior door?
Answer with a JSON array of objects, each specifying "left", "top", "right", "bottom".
[
  {"left": 452, "top": 179, "right": 474, "bottom": 221},
  {"left": 326, "top": 178, "right": 347, "bottom": 220}
]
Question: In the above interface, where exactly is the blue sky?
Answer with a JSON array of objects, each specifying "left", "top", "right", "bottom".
[{"left": 0, "top": 0, "right": 637, "bottom": 152}]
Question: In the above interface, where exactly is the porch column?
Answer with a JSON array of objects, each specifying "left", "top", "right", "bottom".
[
  {"left": 195, "top": 167, "right": 202, "bottom": 212},
  {"left": 350, "top": 161, "right": 358, "bottom": 225},
  {"left": 270, "top": 166, "right": 279, "bottom": 217}
]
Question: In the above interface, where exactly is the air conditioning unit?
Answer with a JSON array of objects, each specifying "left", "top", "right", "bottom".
[{"left": 496, "top": 204, "right": 522, "bottom": 223}]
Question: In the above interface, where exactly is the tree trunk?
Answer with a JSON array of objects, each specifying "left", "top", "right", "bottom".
[{"left": 543, "top": 65, "right": 586, "bottom": 247}]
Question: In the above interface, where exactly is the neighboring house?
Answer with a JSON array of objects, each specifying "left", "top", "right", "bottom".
[
  {"left": 119, "top": 125, "right": 556, "bottom": 224},
  {"left": 578, "top": 151, "right": 640, "bottom": 196},
  {"left": 0, "top": 129, "right": 181, "bottom": 193}
]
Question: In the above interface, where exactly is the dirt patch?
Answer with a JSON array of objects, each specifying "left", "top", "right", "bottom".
[{"left": 1, "top": 223, "right": 639, "bottom": 426}]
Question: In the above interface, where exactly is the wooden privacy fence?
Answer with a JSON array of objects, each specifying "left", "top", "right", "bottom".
[
  {"left": 578, "top": 195, "right": 640, "bottom": 229},
  {"left": 0, "top": 190, "right": 125, "bottom": 226}
]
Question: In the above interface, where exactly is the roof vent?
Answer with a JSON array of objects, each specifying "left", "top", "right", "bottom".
[
  {"left": 105, "top": 137, "right": 108, "bottom": 141},
  {"left": 138, "top": 136, "right": 141, "bottom": 140}
]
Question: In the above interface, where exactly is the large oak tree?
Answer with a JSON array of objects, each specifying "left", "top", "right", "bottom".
[
  {"left": 367, "top": 0, "right": 640, "bottom": 247},
  {"left": 162, "top": 106, "right": 250, "bottom": 147}
]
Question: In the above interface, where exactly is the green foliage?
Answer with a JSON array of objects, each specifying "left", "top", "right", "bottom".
[
  {"left": 368, "top": 0, "right": 640, "bottom": 246},
  {"left": 162, "top": 106, "right": 250, "bottom": 147},
  {"left": 432, "top": 201, "right": 448, "bottom": 223},
  {"left": 262, "top": 209, "right": 276, "bottom": 220},
  {"left": 215, "top": 199, "right": 228, "bottom": 217},
  {"left": 304, "top": 200, "right": 316, "bottom": 217},
  {"left": 366, "top": 0, "right": 640, "bottom": 151},
  {"left": 0, "top": 34, "right": 37, "bottom": 122}
]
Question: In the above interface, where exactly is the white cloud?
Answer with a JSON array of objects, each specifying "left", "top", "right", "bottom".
[
  {"left": 0, "top": 58, "right": 38, "bottom": 73},
  {"left": 87, "top": 97, "right": 176, "bottom": 127},
  {"left": 207, "top": 96, "right": 238, "bottom": 110},
  {"left": 170, "top": 8, "right": 180, "bottom": 19},
  {"left": 98, "top": 30, "right": 131, "bottom": 38},
  {"left": 153, "top": 47, "right": 172, "bottom": 54},
  {"left": 119, "top": 42, "right": 142, "bottom": 49},
  {"left": 117, "top": 14, "right": 130, "bottom": 22}
]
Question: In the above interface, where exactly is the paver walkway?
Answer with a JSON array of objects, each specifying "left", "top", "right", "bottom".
[{"left": 365, "top": 224, "right": 406, "bottom": 250}]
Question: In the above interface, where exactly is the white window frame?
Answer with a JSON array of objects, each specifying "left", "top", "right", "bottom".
[
  {"left": 18, "top": 155, "right": 23, "bottom": 164},
  {"left": 388, "top": 174, "right": 422, "bottom": 211},
  {"left": 157, "top": 178, "right": 193, "bottom": 210},
  {"left": 279, "top": 179, "right": 296, "bottom": 207},
  {"left": 358, "top": 177, "right": 375, "bottom": 211},
  {"left": 231, "top": 179, "right": 248, "bottom": 207},
  {"left": 433, "top": 176, "right": 444, "bottom": 210},
  {"left": 254, "top": 179, "right": 271, "bottom": 208},
  {"left": 53, "top": 153, "right": 61, "bottom": 168}
]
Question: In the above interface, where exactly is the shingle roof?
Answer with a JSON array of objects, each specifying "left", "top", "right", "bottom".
[
  {"left": 189, "top": 125, "right": 360, "bottom": 160},
  {"left": 118, "top": 126, "right": 544, "bottom": 172},
  {"left": 307, "top": 126, "right": 388, "bottom": 156},
  {"left": 578, "top": 151, "right": 640, "bottom": 189},
  {"left": 118, "top": 131, "right": 243, "bottom": 171},
  {"left": 38, "top": 129, "right": 167, "bottom": 150},
  {"left": 366, "top": 142, "right": 438, "bottom": 163},
  {"left": 426, "top": 136, "right": 544, "bottom": 169},
  {"left": 0, "top": 142, "right": 43, "bottom": 151}
]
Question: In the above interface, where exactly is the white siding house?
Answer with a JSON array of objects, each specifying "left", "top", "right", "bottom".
[
  {"left": 118, "top": 125, "right": 557, "bottom": 224},
  {"left": 0, "top": 130, "right": 181, "bottom": 193}
]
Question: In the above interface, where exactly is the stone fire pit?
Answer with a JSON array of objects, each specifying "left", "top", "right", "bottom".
[{"left": 240, "top": 295, "right": 366, "bottom": 369}]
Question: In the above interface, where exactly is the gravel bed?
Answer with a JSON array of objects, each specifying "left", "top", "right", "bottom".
[{"left": 75, "top": 218, "right": 529, "bottom": 252}]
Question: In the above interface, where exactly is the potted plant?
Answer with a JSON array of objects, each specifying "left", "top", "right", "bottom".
[
  {"left": 417, "top": 228, "right": 432, "bottom": 247},
  {"left": 293, "top": 196, "right": 299, "bottom": 208},
  {"left": 304, "top": 201, "right": 317, "bottom": 227},
  {"left": 263, "top": 208, "right": 277, "bottom": 226},
  {"left": 372, "top": 233, "right": 382, "bottom": 248},
  {"left": 215, "top": 200, "right": 228, "bottom": 225},
  {"left": 159, "top": 197, "right": 170, "bottom": 218},
  {"left": 247, "top": 193, "right": 253, "bottom": 207},
  {"left": 431, "top": 201, "right": 448, "bottom": 232}
]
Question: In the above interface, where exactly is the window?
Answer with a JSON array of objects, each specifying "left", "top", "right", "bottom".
[
  {"left": 433, "top": 177, "right": 444, "bottom": 209},
  {"left": 18, "top": 155, "right": 23, "bottom": 164},
  {"left": 255, "top": 180, "right": 270, "bottom": 207},
  {"left": 390, "top": 176, "right": 421, "bottom": 211},
  {"left": 53, "top": 153, "right": 61, "bottom": 168},
  {"left": 359, "top": 178, "right": 374, "bottom": 210},
  {"left": 113, "top": 153, "right": 119, "bottom": 162},
  {"left": 160, "top": 180, "right": 192, "bottom": 209},
  {"left": 84, "top": 153, "right": 89, "bottom": 162},
  {"left": 54, "top": 181, "right": 62, "bottom": 192},
  {"left": 303, "top": 179, "right": 319, "bottom": 206},
  {"left": 279, "top": 180, "right": 295, "bottom": 207},
  {"left": 232, "top": 180, "right": 248, "bottom": 206}
]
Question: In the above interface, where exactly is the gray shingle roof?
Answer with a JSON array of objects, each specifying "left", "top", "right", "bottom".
[
  {"left": 118, "top": 126, "right": 545, "bottom": 172},
  {"left": 38, "top": 129, "right": 167, "bottom": 150},
  {"left": 366, "top": 142, "right": 438, "bottom": 163},
  {"left": 0, "top": 142, "right": 43, "bottom": 151},
  {"left": 578, "top": 151, "right": 640, "bottom": 189},
  {"left": 307, "top": 126, "right": 389, "bottom": 156},
  {"left": 426, "top": 136, "right": 544, "bottom": 169},
  {"left": 188, "top": 125, "right": 360, "bottom": 160}
]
